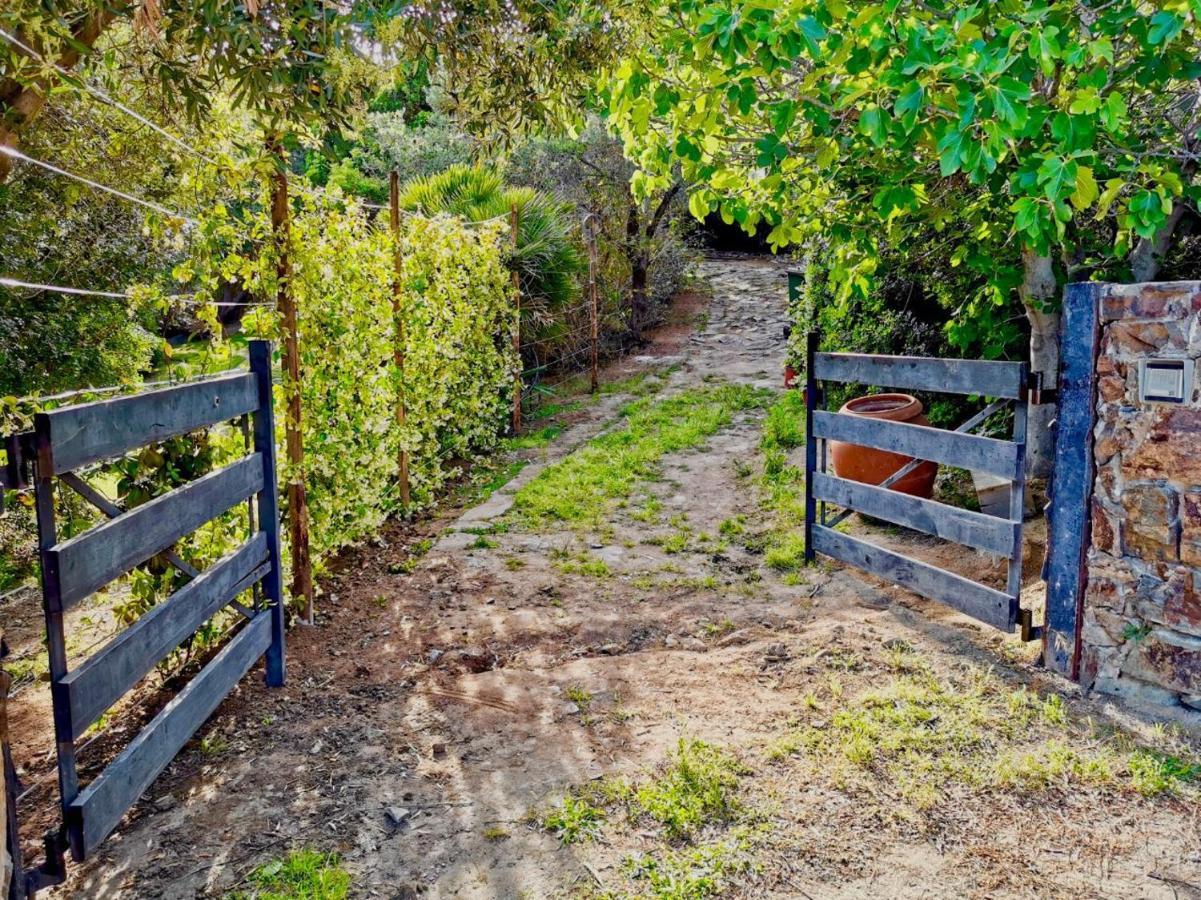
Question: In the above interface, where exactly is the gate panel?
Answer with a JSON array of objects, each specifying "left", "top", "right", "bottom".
[
  {"left": 5, "top": 340, "right": 286, "bottom": 888},
  {"left": 803, "top": 331, "right": 1038, "bottom": 638}
]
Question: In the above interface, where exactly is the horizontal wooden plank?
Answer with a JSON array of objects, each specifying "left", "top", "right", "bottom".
[
  {"left": 812, "top": 411, "right": 1021, "bottom": 479},
  {"left": 57, "top": 534, "right": 270, "bottom": 739},
  {"left": 812, "top": 525, "right": 1015, "bottom": 631},
  {"left": 813, "top": 353, "right": 1026, "bottom": 399},
  {"left": 45, "top": 455, "right": 263, "bottom": 611},
  {"left": 812, "top": 473, "right": 1019, "bottom": 557},
  {"left": 36, "top": 373, "right": 258, "bottom": 474},
  {"left": 67, "top": 613, "right": 271, "bottom": 856}
]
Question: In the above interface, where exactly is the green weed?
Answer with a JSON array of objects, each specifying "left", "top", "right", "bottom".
[
  {"left": 623, "top": 830, "right": 757, "bottom": 899},
  {"left": 230, "top": 849, "right": 350, "bottom": 900},
  {"left": 541, "top": 794, "right": 605, "bottom": 844},
  {"left": 1128, "top": 748, "right": 1201, "bottom": 796},
  {"left": 503, "top": 425, "right": 564, "bottom": 450},
  {"left": 761, "top": 391, "right": 806, "bottom": 452},
  {"left": 633, "top": 739, "right": 746, "bottom": 840}
]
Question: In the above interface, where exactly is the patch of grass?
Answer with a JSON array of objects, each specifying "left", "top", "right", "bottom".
[
  {"left": 554, "top": 551, "right": 612, "bottom": 578},
  {"left": 631, "top": 497, "right": 663, "bottom": 523},
  {"left": 503, "top": 424, "right": 564, "bottom": 450},
  {"left": 503, "top": 556, "right": 525, "bottom": 570},
  {"left": 764, "top": 532, "right": 807, "bottom": 571},
  {"left": 463, "top": 460, "right": 526, "bottom": 505},
  {"left": 762, "top": 390, "right": 806, "bottom": 451},
  {"left": 718, "top": 515, "right": 747, "bottom": 537},
  {"left": 230, "top": 849, "right": 350, "bottom": 900},
  {"left": 701, "top": 618, "right": 736, "bottom": 637},
  {"left": 509, "top": 384, "right": 771, "bottom": 530},
  {"left": 767, "top": 667, "right": 1200, "bottom": 809},
  {"left": 661, "top": 531, "right": 690, "bottom": 554},
  {"left": 199, "top": 732, "right": 229, "bottom": 756},
  {"left": 1128, "top": 748, "right": 1201, "bottom": 796},
  {"left": 482, "top": 826, "right": 510, "bottom": 841},
  {"left": 387, "top": 537, "right": 434, "bottom": 575},
  {"left": 541, "top": 794, "right": 605, "bottom": 844},
  {"left": 566, "top": 684, "right": 594, "bottom": 711},
  {"left": 470, "top": 534, "right": 498, "bottom": 550},
  {"left": 622, "top": 829, "right": 758, "bottom": 899},
  {"left": 633, "top": 739, "right": 746, "bottom": 840}
]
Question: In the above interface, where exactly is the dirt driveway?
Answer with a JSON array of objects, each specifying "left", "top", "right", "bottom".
[{"left": 27, "top": 256, "right": 1201, "bottom": 899}]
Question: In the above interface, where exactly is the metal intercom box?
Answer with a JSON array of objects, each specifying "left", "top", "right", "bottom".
[{"left": 1138, "top": 358, "right": 1194, "bottom": 404}]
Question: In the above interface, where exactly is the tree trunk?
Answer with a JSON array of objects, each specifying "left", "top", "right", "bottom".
[
  {"left": 1020, "top": 250, "right": 1060, "bottom": 479},
  {"left": 0, "top": 13, "right": 115, "bottom": 183},
  {"left": 1130, "top": 200, "right": 1189, "bottom": 283},
  {"left": 631, "top": 255, "right": 649, "bottom": 336}
]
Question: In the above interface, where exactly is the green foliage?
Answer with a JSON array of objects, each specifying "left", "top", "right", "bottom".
[
  {"left": 230, "top": 849, "right": 350, "bottom": 900},
  {"left": 509, "top": 383, "right": 770, "bottom": 530},
  {"left": 1, "top": 4, "right": 383, "bottom": 135},
  {"left": 174, "top": 173, "right": 516, "bottom": 579},
  {"left": 606, "top": 0, "right": 1201, "bottom": 348},
  {"left": 633, "top": 739, "right": 745, "bottom": 841}
]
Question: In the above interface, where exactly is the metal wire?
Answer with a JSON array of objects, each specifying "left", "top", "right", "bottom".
[
  {"left": 0, "top": 27, "right": 222, "bottom": 168},
  {"left": 0, "top": 277, "right": 270, "bottom": 308},
  {"left": 1, "top": 145, "right": 195, "bottom": 222}
]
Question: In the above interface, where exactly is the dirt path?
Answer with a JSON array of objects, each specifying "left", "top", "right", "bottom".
[{"left": 40, "top": 256, "right": 1201, "bottom": 899}]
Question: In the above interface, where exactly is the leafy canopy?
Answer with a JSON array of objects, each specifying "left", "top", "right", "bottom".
[{"left": 604, "top": 0, "right": 1201, "bottom": 329}]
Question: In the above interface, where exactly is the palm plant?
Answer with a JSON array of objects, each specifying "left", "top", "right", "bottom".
[{"left": 398, "top": 165, "right": 583, "bottom": 318}]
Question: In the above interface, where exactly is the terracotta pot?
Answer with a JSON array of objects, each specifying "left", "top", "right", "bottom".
[{"left": 828, "top": 393, "right": 938, "bottom": 498}]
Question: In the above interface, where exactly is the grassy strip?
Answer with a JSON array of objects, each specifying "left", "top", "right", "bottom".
[
  {"left": 757, "top": 390, "right": 808, "bottom": 573},
  {"left": 509, "top": 384, "right": 771, "bottom": 530},
  {"left": 766, "top": 645, "right": 1200, "bottom": 809}
]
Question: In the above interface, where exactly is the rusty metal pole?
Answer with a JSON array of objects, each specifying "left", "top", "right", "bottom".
[
  {"left": 586, "top": 214, "right": 600, "bottom": 394},
  {"left": 510, "top": 204, "right": 522, "bottom": 435},
  {"left": 269, "top": 145, "right": 313, "bottom": 623},
  {"left": 389, "top": 172, "right": 411, "bottom": 510}
]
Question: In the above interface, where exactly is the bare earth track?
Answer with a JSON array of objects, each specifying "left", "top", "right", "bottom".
[{"left": 15, "top": 255, "right": 1201, "bottom": 898}]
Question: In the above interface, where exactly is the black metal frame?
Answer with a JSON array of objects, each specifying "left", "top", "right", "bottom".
[
  {"left": 3, "top": 341, "right": 285, "bottom": 898},
  {"left": 803, "top": 331, "right": 1040, "bottom": 639}
]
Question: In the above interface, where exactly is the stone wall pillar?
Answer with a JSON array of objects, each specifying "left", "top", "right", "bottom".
[{"left": 1072, "top": 282, "right": 1201, "bottom": 710}]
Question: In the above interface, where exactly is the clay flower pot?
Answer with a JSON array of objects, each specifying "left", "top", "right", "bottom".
[{"left": 828, "top": 393, "right": 938, "bottom": 498}]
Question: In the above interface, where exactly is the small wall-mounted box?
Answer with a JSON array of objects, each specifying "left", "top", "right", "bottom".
[{"left": 1138, "top": 358, "right": 1194, "bottom": 404}]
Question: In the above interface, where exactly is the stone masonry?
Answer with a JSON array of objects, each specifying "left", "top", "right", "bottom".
[{"left": 1082, "top": 281, "right": 1201, "bottom": 710}]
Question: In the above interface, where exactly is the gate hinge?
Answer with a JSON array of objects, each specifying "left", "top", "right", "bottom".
[
  {"left": 1028, "top": 373, "right": 1058, "bottom": 406},
  {"left": 1018, "top": 607, "right": 1043, "bottom": 643}
]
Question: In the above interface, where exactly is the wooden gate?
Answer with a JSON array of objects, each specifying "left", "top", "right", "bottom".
[
  {"left": 2, "top": 341, "right": 285, "bottom": 896},
  {"left": 802, "top": 332, "right": 1041, "bottom": 639}
]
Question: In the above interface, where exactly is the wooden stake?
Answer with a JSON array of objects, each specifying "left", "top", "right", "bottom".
[
  {"left": 586, "top": 214, "right": 600, "bottom": 394},
  {"left": 389, "top": 172, "right": 411, "bottom": 510},
  {"left": 1, "top": 636, "right": 11, "bottom": 900},
  {"left": 510, "top": 203, "right": 522, "bottom": 435},
  {"left": 269, "top": 146, "right": 313, "bottom": 623}
]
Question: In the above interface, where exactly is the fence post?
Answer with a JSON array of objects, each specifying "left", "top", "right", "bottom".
[
  {"left": 389, "top": 172, "right": 411, "bottom": 510},
  {"left": 268, "top": 146, "right": 314, "bottom": 623},
  {"left": 1, "top": 635, "right": 12, "bottom": 900},
  {"left": 510, "top": 204, "right": 522, "bottom": 435},
  {"left": 587, "top": 214, "right": 600, "bottom": 394},
  {"left": 249, "top": 341, "right": 287, "bottom": 687},
  {"left": 803, "top": 330, "right": 820, "bottom": 565}
]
